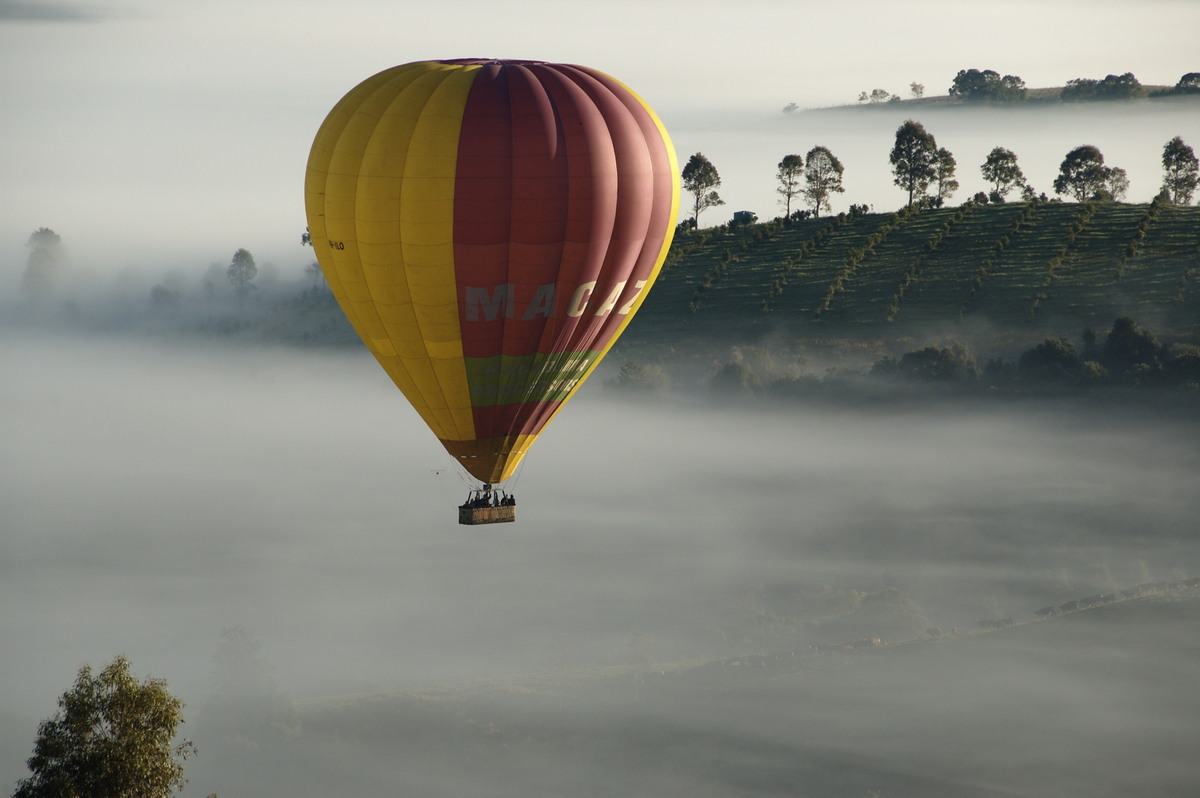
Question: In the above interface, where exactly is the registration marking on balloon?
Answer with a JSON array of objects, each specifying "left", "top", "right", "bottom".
[{"left": 462, "top": 280, "right": 647, "bottom": 323}]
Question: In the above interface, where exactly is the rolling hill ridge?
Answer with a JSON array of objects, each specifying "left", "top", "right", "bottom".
[{"left": 623, "top": 198, "right": 1200, "bottom": 353}]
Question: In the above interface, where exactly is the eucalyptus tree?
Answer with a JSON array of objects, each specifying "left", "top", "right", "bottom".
[
  {"left": 227, "top": 247, "right": 258, "bottom": 300},
  {"left": 1105, "top": 167, "right": 1129, "bottom": 201},
  {"left": 935, "top": 147, "right": 959, "bottom": 202},
  {"left": 858, "top": 88, "right": 893, "bottom": 104},
  {"left": 948, "top": 69, "right": 1026, "bottom": 102},
  {"left": 22, "top": 227, "right": 63, "bottom": 297},
  {"left": 889, "top": 120, "right": 939, "bottom": 206},
  {"left": 1053, "top": 145, "right": 1112, "bottom": 202},
  {"left": 1062, "top": 72, "right": 1144, "bottom": 101},
  {"left": 1161, "top": 136, "right": 1198, "bottom": 204},
  {"left": 775, "top": 154, "right": 804, "bottom": 217},
  {"left": 14, "top": 657, "right": 198, "bottom": 798},
  {"left": 681, "top": 152, "right": 725, "bottom": 227},
  {"left": 1174, "top": 73, "right": 1200, "bottom": 94},
  {"left": 800, "top": 145, "right": 845, "bottom": 217},
  {"left": 981, "top": 147, "right": 1026, "bottom": 200}
]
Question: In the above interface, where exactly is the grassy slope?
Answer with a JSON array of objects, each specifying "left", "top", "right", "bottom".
[
  {"left": 620, "top": 201, "right": 1200, "bottom": 362},
  {"left": 82, "top": 200, "right": 1194, "bottom": 365}
]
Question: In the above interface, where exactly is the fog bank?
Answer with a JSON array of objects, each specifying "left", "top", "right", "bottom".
[{"left": 3, "top": 333, "right": 1198, "bottom": 794}]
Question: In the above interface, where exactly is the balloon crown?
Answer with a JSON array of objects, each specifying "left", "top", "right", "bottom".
[{"left": 436, "top": 58, "right": 549, "bottom": 66}]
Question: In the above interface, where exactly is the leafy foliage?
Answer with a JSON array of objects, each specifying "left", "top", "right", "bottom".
[
  {"left": 935, "top": 147, "right": 959, "bottom": 201},
  {"left": 1173, "top": 72, "right": 1200, "bottom": 95},
  {"left": 681, "top": 152, "right": 725, "bottom": 227},
  {"left": 1161, "top": 136, "right": 1199, "bottom": 205},
  {"left": 981, "top": 147, "right": 1026, "bottom": 200},
  {"left": 857, "top": 88, "right": 899, "bottom": 104},
  {"left": 948, "top": 69, "right": 1026, "bottom": 102},
  {"left": 1103, "top": 167, "right": 1130, "bottom": 201},
  {"left": 1100, "top": 316, "right": 1164, "bottom": 377},
  {"left": 800, "top": 146, "right": 845, "bottom": 218},
  {"left": 896, "top": 341, "right": 979, "bottom": 382},
  {"left": 855, "top": 317, "right": 1199, "bottom": 393},
  {"left": 14, "top": 656, "right": 196, "bottom": 798},
  {"left": 1061, "top": 72, "right": 1145, "bottom": 101},
  {"left": 889, "top": 120, "right": 939, "bottom": 207},
  {"left": 775, "top": 154, "right": 804, "bottom": 217},
  {"left": 1053, "top": 145, "right": 1115, "bottom": 202},
  {"left": 1017, "top": 338, "right": 1091, "bottom": 383}
]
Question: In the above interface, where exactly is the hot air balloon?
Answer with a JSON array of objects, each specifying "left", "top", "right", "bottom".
[{"left": 304, "top": 59, "right": 679, "bottom": 523}]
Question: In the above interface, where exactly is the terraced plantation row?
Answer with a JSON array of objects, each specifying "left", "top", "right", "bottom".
[{"left": 628, "top": 199, "right": 1200, "bottom": 347}]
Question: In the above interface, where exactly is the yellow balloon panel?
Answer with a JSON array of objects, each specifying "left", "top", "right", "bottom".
[{"left": 307, "top": 64, "right": 479, "bottom": 442}]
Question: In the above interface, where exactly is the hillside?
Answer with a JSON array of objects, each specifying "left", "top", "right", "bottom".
[
  {"left": 9, "top": 199, "right": 1197, "bottom": 372},
  {"left": 619, "top": 199, "right": 1200, "bottom": 363},
  {"left": 829, "top": 84, "right": 1177, "bottom": 109}
]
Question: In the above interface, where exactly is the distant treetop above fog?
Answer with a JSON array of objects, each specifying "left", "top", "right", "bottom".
[
  {"left": 948, "top": 69, "right": 1028, "bottom": 103},
  {"left": 844, "top": 69, "right": 1200, "bottom": 109}
]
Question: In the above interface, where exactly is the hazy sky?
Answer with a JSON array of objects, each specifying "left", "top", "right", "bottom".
[{"left": 2, "top": 0, "right": 1197, "bottom": 274}]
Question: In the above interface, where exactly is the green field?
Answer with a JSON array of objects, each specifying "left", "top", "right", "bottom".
[{"left": 623, "top": 199, "right": 1200, "bottom": 358}]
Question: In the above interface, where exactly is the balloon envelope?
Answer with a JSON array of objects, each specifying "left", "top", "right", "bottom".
[{"left": 304, "top": 59, "right": 679, "bottom": 483}]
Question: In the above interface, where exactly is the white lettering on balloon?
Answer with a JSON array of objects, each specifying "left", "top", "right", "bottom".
[{"left": 464, "top": 280, "right": 646, "bottom": 322}]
